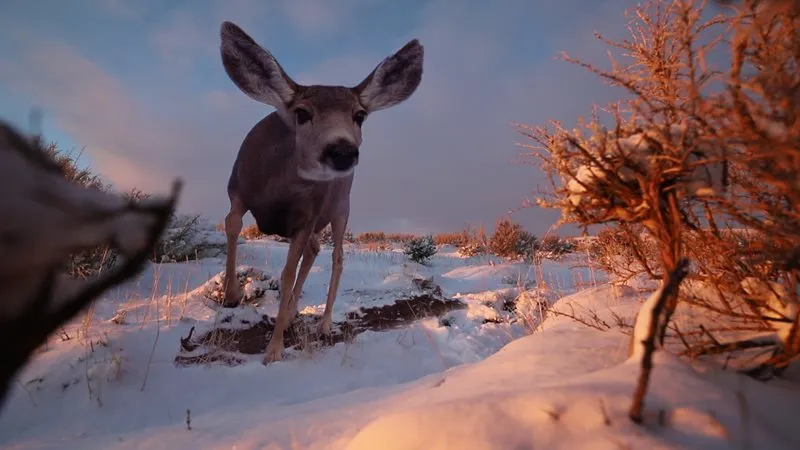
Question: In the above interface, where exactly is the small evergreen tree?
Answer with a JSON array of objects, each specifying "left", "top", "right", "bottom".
[
  {"left": 516, "top": 230, "right": 539, "bottom": 262},
  {"left": 404, "top": 234, "right": 437, "bottom": 264}
]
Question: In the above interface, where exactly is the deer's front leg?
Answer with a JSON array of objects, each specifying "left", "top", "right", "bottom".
[
  {"left": 264, "top": 229, "right": 312, "bottom": 364},
  {"left": 286, "top": 235, "right": 320, "bottom": 327},
  {"left": 222, "top": 196, "right": 246, "bottom": 307},
  {"left": 318, "top": 215, "right": 347, "bottom": 336}
]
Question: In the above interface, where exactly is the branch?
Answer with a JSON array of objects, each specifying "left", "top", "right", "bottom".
[{"left": 629, "top": 257, "right": 691, "bottom": 424}]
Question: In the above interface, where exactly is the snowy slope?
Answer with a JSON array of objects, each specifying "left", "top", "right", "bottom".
[{"left": 1, "top": 239, "right": 798, "bottom": 449}]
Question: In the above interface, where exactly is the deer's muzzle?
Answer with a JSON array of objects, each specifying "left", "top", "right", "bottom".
[{"left": 321, "top": 140, "right": 359, "bottom": 171}]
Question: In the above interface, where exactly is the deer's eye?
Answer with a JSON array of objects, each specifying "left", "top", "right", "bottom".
[
  {"left": 353, "top": 110, "right": 367, "bottom": 127},
  {"left": 294, "top": 108, "right": 312, "bottom": 125}
]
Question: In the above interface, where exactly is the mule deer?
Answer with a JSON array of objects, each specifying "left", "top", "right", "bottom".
[{"left": 218, "top": 21, "right": 424, "bottom": 363}]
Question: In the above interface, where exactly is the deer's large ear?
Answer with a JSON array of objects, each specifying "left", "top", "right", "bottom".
[
  {"left": 220, "top": 21, "right": 297, "bottom": 108},
  {"left": 353, "top": 39, "right": 424, "bottom": 113}
]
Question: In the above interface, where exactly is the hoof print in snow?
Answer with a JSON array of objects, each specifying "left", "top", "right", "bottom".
[
  {"left": 175, "top": 278, "right": 465, "bottom": 367},
  {"left": 199, "top": 267, "right": 280, "bottom": 307}
]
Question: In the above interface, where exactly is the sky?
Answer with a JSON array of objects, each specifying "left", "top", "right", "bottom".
[{"left": 0, "top": 0, "right": 646, "bottom": 235}]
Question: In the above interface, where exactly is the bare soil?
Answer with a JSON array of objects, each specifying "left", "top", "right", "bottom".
[{"left": 175, "top": 278, "right": 464, "bottom": 366}]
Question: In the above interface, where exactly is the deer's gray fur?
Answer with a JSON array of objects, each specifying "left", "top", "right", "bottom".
[{"left": 218, "top": 21, "right": 424, "bottom": 363}]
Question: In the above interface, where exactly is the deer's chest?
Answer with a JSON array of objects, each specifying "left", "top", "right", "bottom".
[{"left": 248, "top": 186, "right": 326, "bottom": 239}]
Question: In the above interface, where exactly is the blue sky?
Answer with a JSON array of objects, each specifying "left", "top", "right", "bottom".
[{"left": 0, "top": 0, "right": 641, "bottom": 235}]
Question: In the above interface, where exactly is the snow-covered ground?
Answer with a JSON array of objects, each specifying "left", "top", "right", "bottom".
[{"left": 1, "top": 238, "right": 799, "bottom": 449}]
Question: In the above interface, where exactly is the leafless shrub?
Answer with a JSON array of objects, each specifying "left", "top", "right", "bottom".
[
  {"left": 433, "top": 231, "right": 470, "bottom": 247},
  {"left": 386, "top": 232, "right": 417, "bottom": 243},
  {"left": 586, "top": 225, "right": 660, "bottom": 283},
  {"left": 357, "top": 231, "right": 387, "bottom": 243},
  {"left": 488, "top": 218, "right": 537, "bottom": 260},
  {"left": 516, "top": 0, "right": 798, "bottom": 419},
  {"left": 361, "top": 240, "right": 393, "bottom": 252},
  {"left": 535, "top": 234, "right": 577, "bottom": 262},
  {"left": 240, "top": 223, "right": 264, "bottom": 240},
  {"left": 457, "top": 225, "right": 490, "bottom": 257}
]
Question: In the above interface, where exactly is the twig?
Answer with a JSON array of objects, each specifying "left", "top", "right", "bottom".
[
  {"left": 680, "top": 336, "right": 776, "bottom": 358},
  {"left": 548, "top": 304, "right": 613, "bottom": 331},
  {"left": 140, "top": 289, "right": 161, "bottom": 392},
  {"left": 629, "top": 258, "right": 691, "bottom": 424}
]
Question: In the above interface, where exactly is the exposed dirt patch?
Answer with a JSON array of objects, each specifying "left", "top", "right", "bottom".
[
  {"left": 345, "top": 294, "right": 463, "bottom": 332},
  {"left": 175, "top": 278, "right": 465, "bottom": 366}
]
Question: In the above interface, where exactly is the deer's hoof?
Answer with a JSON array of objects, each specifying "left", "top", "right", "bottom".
[
  {"left": 263, "top": 340, "right": 284, "bottom": 364},
  {"left": 317, "top": 316, "right": 333, "bottom": 336},
  {"left": 222, "top": 291, "right": 243, "bottom": 308}
]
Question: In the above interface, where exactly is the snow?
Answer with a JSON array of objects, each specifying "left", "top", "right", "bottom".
[
  {"left": 564, "top": 125, "right": 729, "bottom": 207},
  {"left": 2, "top": 238, "right": 799, "bottom": 449}
]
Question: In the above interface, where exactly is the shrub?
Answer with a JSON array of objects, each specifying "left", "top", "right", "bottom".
[
  {"left": 517, "top": 230, "right": 539, "bottom": 262},
  {"left": 535, "top": 235, "right": 576, "bottom": 262},
  {"left": 586, "top": 225, "right": 659, "bottom": 283},
  {"left": 385, "top": 232, "right": 416, "bottom": 243},
  {"left": 518, "top": 0, "right": 800, "bottom": 385},
  {"left": 43, "top": 140, "right": 222, "bottom": 271},
  {"left": 240, "top": 224, "right": 264, "bottom": 240},
  {"left": 41, "top": 142, "right": 115, "bottom": 278},
  {"left": 363, "top": 240, "right": 393, "bottom": 252},
  {"left": 434, "top": 231, "right": 469, "bottom": 247},
  {"left": 404, "top": 235, "right": 437, "bottom": 264},
  {"left": 489, "top": 218, "right": 535, "bottom": 259},
  {"left": 318, "top": 225, "right": 357, "bottom": 247},
  {"left": 458, "top": 225, "right": 488, "bottom": 257},
  {"left": 357, "top": 231, "right": 386, "bottom": 243},
  {"left": 154, "top": 214, "right": 225, "bottom": 263}
]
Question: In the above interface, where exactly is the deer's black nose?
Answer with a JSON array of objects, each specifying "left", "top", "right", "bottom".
[{"left": 322, "top": 141, "right": 359, "bottom": 171}]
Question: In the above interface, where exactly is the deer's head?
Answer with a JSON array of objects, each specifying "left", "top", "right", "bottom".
[{"left": 220, "top": 21, "right": 424, "bottom": 181}]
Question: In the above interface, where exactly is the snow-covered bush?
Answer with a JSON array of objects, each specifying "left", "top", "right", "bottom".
[
  {"left": 404, "top": 235, "right": 437, "bottom": 264},
  {"left": 534, "top": 235, "right": 576, "bottom": 262},
  {"left": 458, "top": 242, "right": 485, "bottom": 257},
  {"left": 154, "top": 214, "right": 225, "bottom": 263}
]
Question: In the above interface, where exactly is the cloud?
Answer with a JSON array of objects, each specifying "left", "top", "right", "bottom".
[
  {"left": 0, "top": 40, "right": 265, "bottom": 218},
  {"left": 288, "top": 0, "right": 636, "bottom": 234},
  {"left": 1, "top": 0, "right": 642, "bottom": 236},
  {"left": 150, "top": 12, "right": 208, "bottom": 70},
  {"left": 148, "top": 0, "right": 271, "bottom": 72},
  {"left": 278, "top": 0, "right": 380, "bottom": 36},
  {"left": 92, "top": 0, "right": 144, "bottom": 20}
]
